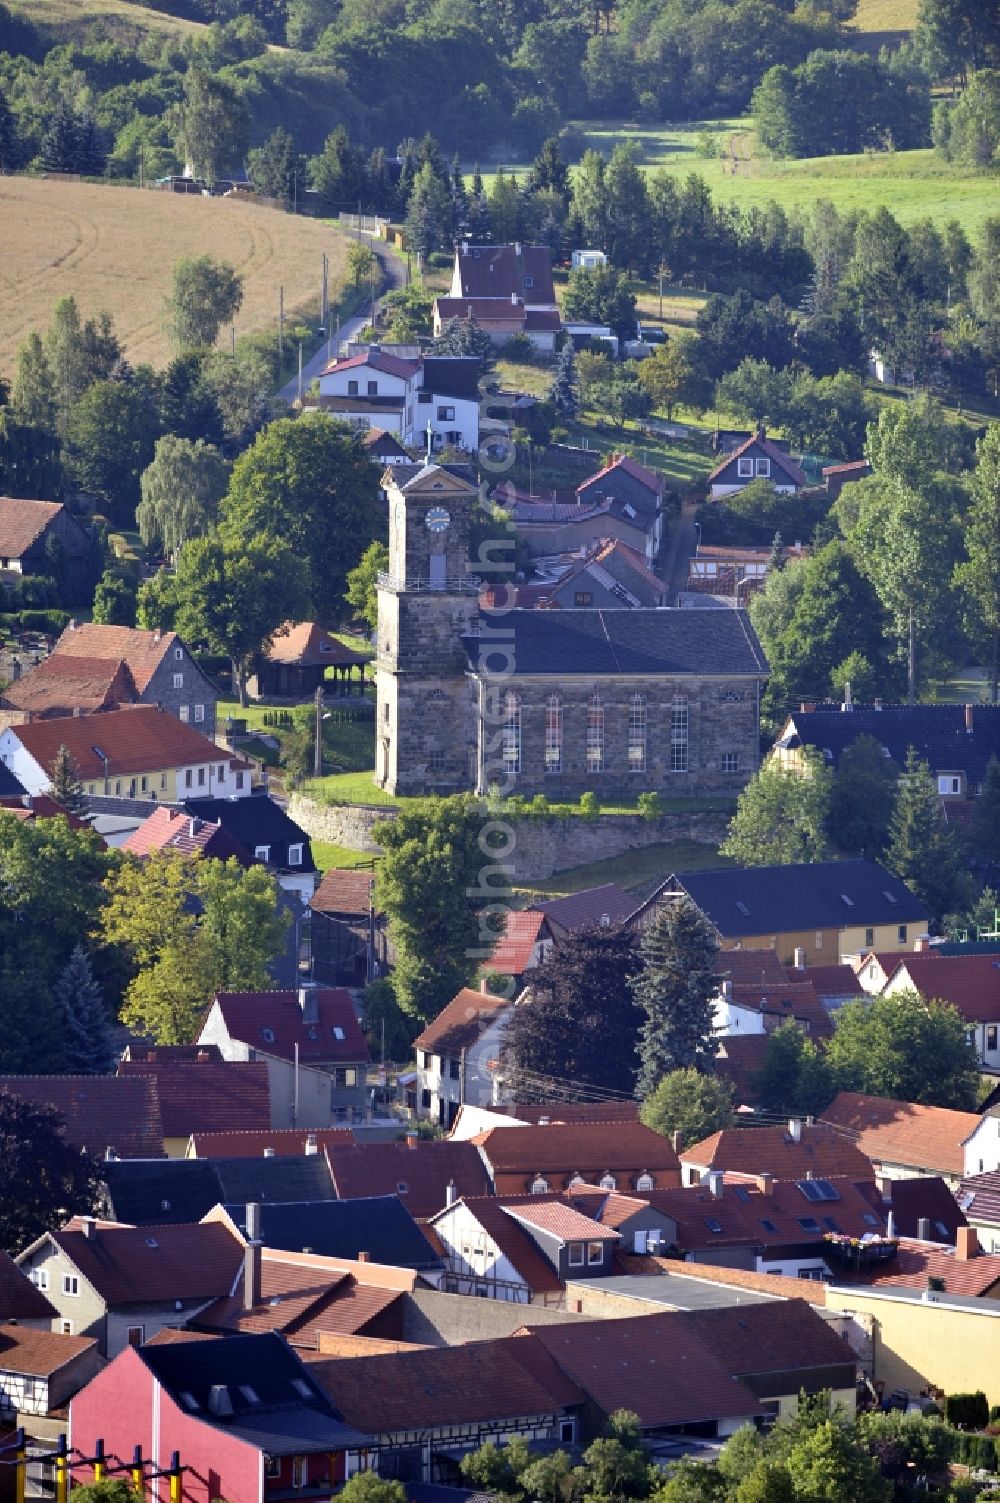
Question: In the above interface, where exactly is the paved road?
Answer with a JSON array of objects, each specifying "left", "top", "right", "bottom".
[
  {"left": 276, "top": 238, "right": 405, "bottom": 405},
  {"left": 661, "top": 500, "right": 700, "bottom": 605}
]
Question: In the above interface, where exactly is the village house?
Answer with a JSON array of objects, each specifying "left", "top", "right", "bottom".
[
  {"left": 539, "top": 538, "right": 668, "bottom": 609},
  {"left": 686, "top": 542, "right": 808, "bottom": 601},
  {"left": 822, "top": 458, "right": 872, "bottom": 500},
  {"left": 309, "top": 869, "right": 387, "bottom": 988},
  {"left": 325, "top": 1136, "right": 492, "bottom": 1220},
  {"left": 0, "top": 653, "right": 139, "bottom": 726},
  {"left": 376, "top": 463, "right": 769, "bottom": 799},
  {"left": 247, "top": 621, "right": 369, "bottom": 701},
  {"left": 962, "top": 1108, "right": 1000, "bottom": 1178},
  {"left": 115, "top": 1054, "right": 271, "bottom": 1157},
  {"left": 500, "top": 495, "right": 653, "bottom": 560},
  {"left": 184, "top": 1128, "right": 354, "bottom": 1159},
  {"left": 0, "top": 1327, "right": 99, "bottom": 1423},
  {"left": 576, "top": 456, "right": 667, "bottom": 562},
  {"left": 316, "top": 349, "right": 481, "bottom": 453},
  {"left": 69, "top": 1331, "right": 371, "bottom": 1502},
  {"left": 0, "top": 1074, "right": 165, "bottom": 1160},
  {"left": 679, "top": 1121, "right": 872, "bottom": 1188},
  {"left": 840, "top": 1226, "right": 1000, "bottom": 1300},
  {"left": 877, "top": 951, "right": 1000, "bottom": 1071},
  {"left": 629, "top": 860, "right": 930, "bottom": 968},
  {"left": 122, "top": 804, "right": 249, "bottom": 867},
  {"left": 46, "top": 623, "right": 219, "bottom": 733},
  {"left": 957, "top": 1170, "right": 1000, "bottom": 1253},
  {"left": 433, "top": 242, "right": 562, "bottom": 353},
  {"left": 0, "top": 705, "right": 250, "bottom": 802},
  {"left": 206, "top": 1196, "right": 443, "bottom": 1275},
  {"left": 471, "top": 1121, "right": 681, "bottom": 1197},
  {"left": 0, "top": 497, "right": 97, "bottom": 598},
  {"left": 822, "top": 1091, "right": 980, "bottom": 1185},
  {"left": 17, "top": 1218, "right": 245, "bottom": 1357},
  {"left": 98, "top": 1154, "right": 336, "bottom": 1227},
  {"left": 362, "top": 427, "right": 410, "bottom": 467},
  {"left": 198, "top": 985, "right": 371, "bottom": 1126},
  {"left": 486, "top": 885, "right": 636, "bottom": 990},
  {"left": 774, "top": 701, "right": 1000, "bottom": 804},
  {"left": 177, "top": 795, "right": 318, "bottom": 899},
  {"left": 706, "top": 429, "right": 809, "bottom": 499},
  {"left": 413, "top": 988, "right": 514, "bottom": 1128}
]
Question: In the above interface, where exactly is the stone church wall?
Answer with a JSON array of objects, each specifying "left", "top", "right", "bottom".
[{"left": 288, "top": 794, "right": 730, "bottom": 881}]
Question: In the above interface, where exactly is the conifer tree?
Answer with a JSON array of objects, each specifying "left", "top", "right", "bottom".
[
  {"left": 55, "top": 946, "right": 115, "bottom": 1074},
  {"left": 48, "top": 744, "right": 88, "bottom": 816},
  {"left": 886, "top": 745, "right": 971, "bottom": 928},
  {"left": 631, "top": 896, "right": 719, "bottom": 1098},
  {"left": 39, "top": 101, "right": 79, "bottom": 173},
  {"left": 547, "top": 340, "right": 579, "bottom": 418},
  {"left": 972, "top": 756, "right": 1000, "bottom": 866}
]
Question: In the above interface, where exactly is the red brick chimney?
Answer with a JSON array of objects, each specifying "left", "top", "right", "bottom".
[{"left": 956, "top": 1226, "right": 980, "bottom": 1261}]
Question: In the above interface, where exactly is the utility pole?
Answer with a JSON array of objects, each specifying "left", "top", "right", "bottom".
[
  {"left": 230, "top": 323, "right": 236, "bottom": 357},
  {"left": 297, "top": 341, "right": 303, "bottom": 404},
  {"left": 321, "top": 252, "right": 329, "bottom": 329},
  {"left": 139, "top": 143, "right": 144, "bottom": 190},
  {"left": 313, "top": 684, "right": 324, "bottom": 777},
  {"left": 278, "top": 284, "right": 284, "bottom": 360}
]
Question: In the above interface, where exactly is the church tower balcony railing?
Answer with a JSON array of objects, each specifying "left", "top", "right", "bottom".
[{"left": 377, "top": 570, "right": 483, "bottom": 594}]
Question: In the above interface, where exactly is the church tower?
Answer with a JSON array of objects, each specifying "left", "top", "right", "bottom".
[{"left": 374, "top": 464, "right": 481, "bottom": 795}]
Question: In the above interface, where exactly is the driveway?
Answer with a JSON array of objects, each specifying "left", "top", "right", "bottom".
[{"left": 661, "top": 499, "right": 700, "bottom": 605}]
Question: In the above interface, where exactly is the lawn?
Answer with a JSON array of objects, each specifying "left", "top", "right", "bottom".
[
  {"left": 310, "top": 840, "right": 379, "bottom": 872},
  {"left": 10, "top": 0, "right": 209, "bottom": 42},
  {"left": 301, "top": 770, "right": 404, "bottom": 806},
  {"left": 516, "top": 838, "right": 733, "bottom": 900},
  {"left": 477, "top": 119, "right": 1000, "bottom": 239},
  {"left": 217, "top": 697, "right": 376, "bottom": 781},
  {"left": 0, "top": 177, "right": 352, "bottom": 376}
]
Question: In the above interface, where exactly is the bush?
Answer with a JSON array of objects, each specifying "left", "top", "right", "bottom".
[
  {"left": 579, "top": 791, "right": 600, "bottom": 820},
  {"left": 0, "top": 574, "right": 60, "bottom": 609},
  {"left": 527, "top": 794, "right": 550, "bottom": 817},
  {"left": 946, "top": 1393, "right": 991, "bottom": 1432},
  {"left": 502, "top": 333, "right": 536, "bottom": 363},
  {"left": 427, "top": 251, "right": 452, "bottom": 269},
  {"left": 0, "top": 609, "right": 71, "bottom": 635},
  {"left": 637, "top": 791, "right": 663, "bottom": 820}
]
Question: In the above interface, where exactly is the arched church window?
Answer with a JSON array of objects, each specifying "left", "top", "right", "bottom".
[
  {"left": 545, "top": 695, "right": 562, "bottom": 773},
  {"left": 501, "top": 691, "right": 521, "bottom": 775},
  {"left": 586, "top": 694, "right": 604, "bottom": 773},
  {"left": 628, "top": 693, "right": 646, "bottom": 773}
]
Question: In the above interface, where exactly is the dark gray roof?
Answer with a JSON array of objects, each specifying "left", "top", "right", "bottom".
[
  {"left": 139, "top": 1332, "right": 371, "bottom": 1453},
  {"left": 779, "top": 704, "right": 1000, "bottom": 785},
  {"left": 101, "top": 1157, "right": 335, "bottom": 1225},
  {"left": 0, "top": 762, "right": 26, "bottom": 797},
  {"left": 420, "top": 357, "right": 481, "bottom": 401},
  {"left": 392, "top": 463, "right": 477, "bottom": 489},
  {"left": 462, "top": 609, "right": 768, "bottom": 678},
  {"left": 657, "top": 860, "right": 928, "bottom": 938},
  {"left": 178, "top": 794, "right": 316, "bottom": 873},
  {"left": 222, "top": 1196, "right": 442, "bottom": 1271}
]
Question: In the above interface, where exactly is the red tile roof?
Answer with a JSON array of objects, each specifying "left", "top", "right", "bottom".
[
  {"left": 958, "top": 1170, "right": 1000, "bottom": 1226},
  {"left": 641, "top": 1175, "right": 886, "bottom": 1252},
  {"left": 707, "top": 432, "right": 808, "bottom": 488},
  {"left": 843, "top": 1236, "right": 1000, "bottom": 1296},
  {"left": 430, "top": 1197, "right": 563, "bottom": 1295},
  {"left": 619, "top": 1252, "right": 828, "bottom": 1305},
  {"left": 210, "top": 989, "right": 370, "bottom": 1064},
  {"left": 117, "top": 1058, "right": 271, "bottom": 1138},
  {"left": 487, "top": 910, "right": 547, "bottom": 975},
  {"left": 0, "top": 1250, "right": 57, "bottom": 1320},
  {"left": 122, "top": 806, "right": 248, "bottom": 862},
  {"left": 320, "top": 350, "right": 420, "bottom": 380},
  {"left": 821, "top": 1092, "right": 978, "bottom": 1177},
  {"left": 46, "top": 1220, "right": 244, "bottom": 1305},
  {"left": 822, "top": 460, "right": 871, "bottom": 476},
  {"left": 510, "top": 1102, "right": 640, "bottom": 1125},
  {"left": 681, "top": 1124, "right": 872, "bottom": 1181},
  {"left": 265, "top": 622, "right": 367, "bottom": 668},
  {"left": 453, "top": 244, "right": 556, "bottom": 304},
  {"left": 564, "top": 1185, "right": 651, "bottom": 1229},
  {"left": 592, "top": 537, "right": 667, "bottom": 596},
  {"left": 730, "top": 980, "right": 833, "bottom": 1039},
  {"left": 473, "top": 1122, "right": 679, "bottom": 1192},
  {"left": 0, "top": 498, "right": 64, "bottom": 558},
  {"left": 504, "top": 1198, "right": 620, "bottom": 1244},
  {"left": 0, "top": 1324, "right": 96, "bottom": 1377},
  {"left": 578, "top": 454, "right": 664, "bottom": 500},
  {"left": 714, "top": 950, "right": 790, "bottom": 987},
  {"left": 713, "top": 1033, "right": 772, "bottom": 1107},
  {"left": 2, "top": 655, "right": 137, "bottom": 715},
  {"left": 197, "top": 1259, "right": 402, "bottom": 1344},
  {"left": 50, "top": 625, "right": 177, "bottom": 693},
  {"left": 309, "top": 869, "right": 377, "bottom": 917},
  {"left": 515, "top": 1313, "right": 763, "bottom": 1428},
  {"left": 309, "top": 1335, "right": 582, "bottom": 1433},
  {"left": 325, "top": 1139, "right": 492, "bottom": 1220},
  {"left": 886, "top": 953, "right": 1000, "bottom": 1024},
  {"left": 414, "top": 987, "right": 510, "bottom": 1055},
  {"left": 0, "top": 796, "right": 90, "bottom": 831},
  {"left": 188, "top": 1129, "right": 354, "bottom": 1158},
  {"left": 800, "top": 964, "right": 864, "bottom": 1001},
  {"left": 435, "top": 298, "right": 528, "bottom": 326},
  {"left": 7, "top": 706, "right": 234, "bottom": 780},
  {"left": 0, "top": 1075, "right": 164, "bottom": 1160}
]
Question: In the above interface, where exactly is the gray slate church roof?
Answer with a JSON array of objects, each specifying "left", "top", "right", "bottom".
[{"left": 462, "top": 609, "right": 768, "bottom": 677}]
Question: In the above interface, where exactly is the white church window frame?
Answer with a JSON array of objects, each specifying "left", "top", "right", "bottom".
[
  {"left": 544, "top": 695, "right": 562, "bottom": 773},
  {"left": 586, "top": 694, "right": 604, "bottom": 773},
  {"left": 501, "top": 691, "right": 521, "bottom": 775},
  {"left": 628, "top": 693, "right": 646, "bottom": 773},
  {"left": 670, "top": 695, "right": 689, "bottom": 773}
]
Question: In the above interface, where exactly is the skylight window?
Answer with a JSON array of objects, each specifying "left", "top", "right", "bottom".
[
  {"left": 180, "top": 1392, "right": 199, "bottom": 1411},
  {"left": 736, "top": 901, "right": 750, "bottom": 916},
  {"left": 332, "top": 1026, "right": 345, "bottom": 1040},
  {"left": 704, "top": 1218, "right": 723, "bottom": 1234},
  {"left": 882, "top": 890, "right": 897, "bottom": 904},
  {"left": 732, "top": 1186, "right": 750, "bottom": 1202},
  {"left": 760, "top": 1219, "right": 778, "bottom": 1234},
  {"left": 823, "top": 1217, "right": 841, "bottom": 1232},
  {"left": 239, "top": 1386, "right": 261, "bottom": 1406},
  {"left": 145, "top": 1237, "right": 159, "bottom": 1249},
  {"left": 797, "top": 1217, "right": 821, "bottom": 1232},
  {"left": 292, "top": 1378, "right": 314, "bottom": 1400},
  {"left": 840, "top": 894, "right": 854, "bottom": 907},
  {"left": 261, "top": 1028, "right": 275, "bottom": 1043},
  {"left": 861, "top": 1213, "right": 879, "bottom": 1227},
  {"left": 798, "top": 1179, "right": 840, "bottom": 1203}
]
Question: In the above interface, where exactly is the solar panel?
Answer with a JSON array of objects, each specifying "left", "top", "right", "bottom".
[{"left": 797, "top": 1178, "right": 840, "bottom": 1203}]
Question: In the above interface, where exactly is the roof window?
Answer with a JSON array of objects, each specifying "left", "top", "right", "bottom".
[
  {"left": 261, "top": 1028, "right": 275, "bottom": 1043},
  {"left": 180, "top": 1392, "right": 200, "bottom": 1411},
  {"left": 239, "top": 1385, "right": 261, "bottom": 1406},
  {"left": 145, "top": 1237, "right": 159, "bottom": 1249},
  {"left": 861, "top": 1212, "right": 879, "bottom": 1226},
  {"left": 797, "top": 1179, "right": 840, "bottom": 1203},
  {"left": 882, "top": 890, "right": 897, "bottom": 903},
  {"left": 760, "top": 1219, "right": 778, "bottom": 1233},
  {"left": 736, "top": 901, "right": 750, "bottom": 916},
  {"left": 797, "top": 1217, "right": 821, "bottom": 1232},
  {"left": 840, "top": 894, "right": 854, "bottom": 907},
  {"left": 332, "top": 1026, "right": 345, "bottom": 1040},
  {"left": 704, "top": 1218, "right": 723, "bottom": 1234}
]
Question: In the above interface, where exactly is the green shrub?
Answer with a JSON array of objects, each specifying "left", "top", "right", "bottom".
[
  {"left": 0, "top": 609, "right": 71, "bottom": 635},
  {"left": 502, "top": 333, "right": 536, "bottom": 363},
  {"left": 637, "top": 791, "right": 663, "bottom": 820},
  {"left": 946, "top": 1393, "right": 990, "bottom": 1432},
  {"left": 579, "top": 791, "right": 600, "bottom": 820},
  {"left": 527, "top": 793, "right": 550, "bottom": 817}
]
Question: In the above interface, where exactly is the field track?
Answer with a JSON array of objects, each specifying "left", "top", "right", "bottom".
[{"left": 0, "top": 177, "right": 348, "bottom": 375}]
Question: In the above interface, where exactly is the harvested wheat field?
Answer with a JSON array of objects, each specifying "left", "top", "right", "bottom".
[{"left": 0, "top": 177, "right": 349, "bottom": 375}]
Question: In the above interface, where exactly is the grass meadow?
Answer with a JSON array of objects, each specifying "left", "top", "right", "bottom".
[{"left": 0, "top": 177, "right": 350, "bottom": 375}]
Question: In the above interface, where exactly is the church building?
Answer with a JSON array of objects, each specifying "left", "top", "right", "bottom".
[{"left": 374, "top": 464, "right": 769, "bottom": 799}]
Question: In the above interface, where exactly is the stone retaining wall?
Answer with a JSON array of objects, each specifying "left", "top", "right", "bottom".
[{"left": 289, "top": 795, "right": 729, "bottom": 881}]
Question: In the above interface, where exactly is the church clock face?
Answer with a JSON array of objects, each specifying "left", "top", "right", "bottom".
[{"left": 425, "top": 506, "right": 451, "bottom": 534}]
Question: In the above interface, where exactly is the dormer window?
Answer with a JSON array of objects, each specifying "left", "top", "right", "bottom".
[
  {"left": 531, "top": 1176, "right": 549, "bottom": 1194},
  {"left": 255, "top": 845, "right": 271, "bottom": 862},
  {"left": 599, "top": 1173, "right": 616, "bottom": 1190},
  {"left": 635, "top": 1172, "right": 653, "bottom": 1191},
  {"left": 288, "top": 844, "right": 303, "bottom": 866}
]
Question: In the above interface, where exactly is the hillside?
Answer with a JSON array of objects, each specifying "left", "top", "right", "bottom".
[
  {"left": 847, "top": 0, "right": 919, "bottom": 52},
  {"left": 8, "top": 0, "right": 210, "bottom": 44},
  {"left": 0, "top": 178, "right": 348, "bottom": 376}
]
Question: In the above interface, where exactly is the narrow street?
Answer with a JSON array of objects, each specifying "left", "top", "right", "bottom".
[{"left": 660, "top": 499, "right": 700, "bottom": 604}]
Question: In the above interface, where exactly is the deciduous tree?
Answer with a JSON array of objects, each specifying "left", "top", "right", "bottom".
[
  {"left": 0, "top": 1089, "right": 102, "bottom": 1253},
  {"left": 828, "top": 733, "right": 898, "bottom": 856},
  {"left": 345, "top": 540, "right": 388, "bottom": 631},
  {"left": 955, "top": 421, "right": 1000, "bottom": 700},
  {"left": 169, "top": 69, "right": 248, "bottom": 184},
  {"left": 165, "top": 256, "right": 244, "bottom": 352},
  {"left": 826, "top": 990, "right": 980, "bottom": 1108},
  {"left": 137, "top": 435, "right": 228, "bottom": 557},
  {"left": 721, "top": 749, "right": 832, "bottom": 865},
  {"left": 639, "top": 1068, "right": 734, "bottom": 1148},
  {"left": 754, "top": 1022, "right": 835, "bottom": 1116}
]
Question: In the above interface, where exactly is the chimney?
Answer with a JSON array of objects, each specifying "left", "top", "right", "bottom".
[
  {"left": 914, "top": 935, "right": 932, "bottom": 953},
  {"left": 189, "top": 817, "right": 199, "bottom": 838},
  {"left": 538, "top": 1115, "right": 550, "bottom": 1126},
  {"left": 757, "top": 1173, "right": 774, "bottom": 1196},
  {"left": 886, "top": 1210, "right": 896, "bottom": 1240},
  {"left": 511, "top": 291, "right": 518, "bottom": 306},
  {"left": 917, "top": 1216, "right": 930, "bottom": 1241},
  {"left": 722, "top": 979, "right": 733, "bottom": 1001},
  {"left": 707, "top": 1170, "right": 724, "bottom": 1198},
  {"left": 305, "top": 1134, "right": 318, "bottom": 1156},
  {"left": 298, "top": 984, "right": 318, "bottom": 1025},
  {"left": 671, "top": 1131, "right": 683, "bottom": 1154},
  {"left": 793, "top": 947, "right": 806, "bottom": 970},
  {"left": 263, "top": 1147, "right": 275, "bottom": 1158},
  {"left": 843, "top": 680, "right": 853, "bottom": 712},
  {"left": 600, "top": 914, "right": 610, "bottom": 927},
  {"left": 788, "top": 1118, "right": 802, "bottom": 1142},
  {"left": 243, "top": 1239, "right": 262, "bottom": 1310},
  {"left": 153, "top": 628, "right": 162, "bottom": 644},
  {"left": 406, "top": 1133, "right": 418, "bottom": 1149},
  {"left": 208, "top": 1386, "right": 233, "bottom": 1418},
  {"left": 357, "top": 1251, "right": 370, "bottom": 1263},
  {"left": 956, "top": 1226, "right": 980, "bottom": 1260},
  {"left": 196, "top": 1049, "right": 209, "bottom": 1063},
  {"left": 514, "top": 241, "right": 522, "bottom": 256},
  {"left": 445, "top": 1179, "right": 457, "bottom": 1208},
  {"left": 874, "top": 698, "right": 882, "bottom": 710},
  {"left": 79, "top": 1217, "right": 96, "bottom": 1240},
  {"left": 245, "top": 1201, "right": 261, "bottom": 1242},
  {"left": 965, "top": 703, "right": 974, "bottom": 734},
  {"left": 10, "top": 659, "right": 20, "bottom": 681},
  {"left": 799, "top": 702, "right": 816, "bottom": 713}
]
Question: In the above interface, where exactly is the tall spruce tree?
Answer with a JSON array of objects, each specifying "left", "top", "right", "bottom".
[
  {"left": 48, "top": 744, "right": 88, "bottom": 816},
  {"left": 55, "top": 946, "right": 115, "bottom": 1074},
  {"left": 631, "top": 897, "right": 719, "bottom": 1099},
  {"left": 547, "top": 341, "right": 579, "bottom": 418},
  {"left": 972, "top": 756, "right": 1000, "bottom": 866},
  {"left": 886, "top": 746, "right": 971, "bottom": 928}
]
